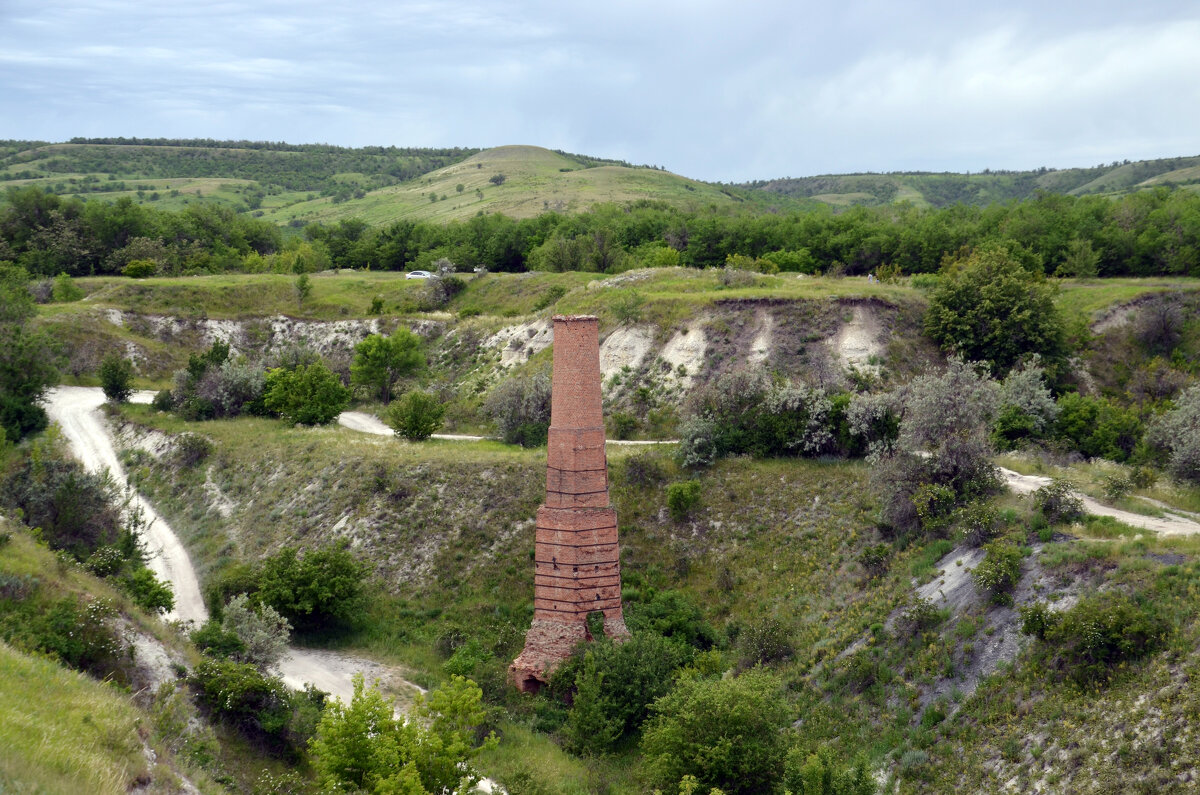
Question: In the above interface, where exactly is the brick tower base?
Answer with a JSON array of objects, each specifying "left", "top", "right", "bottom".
[{"left": 510, "top": 315, "right": 630, "bottom": 693}]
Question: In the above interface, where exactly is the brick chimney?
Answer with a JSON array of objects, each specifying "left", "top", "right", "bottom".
[{"left": 510, "top": 315, "right": 629, "bottom": 692}]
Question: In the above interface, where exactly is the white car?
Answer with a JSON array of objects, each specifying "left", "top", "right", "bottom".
[{"left": 405, "top": 270, "right": 433, "bottom": 279}]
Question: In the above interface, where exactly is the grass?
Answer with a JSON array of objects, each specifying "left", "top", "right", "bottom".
[
  {"left": 0, "top": 642, "right": 147, "bottom": 794},
  {"left": 255, "top": 145, "right": 807, "bottom": 226},
  {"left": 1053, "top": 277, "right": 1200, "bottom": 320}
]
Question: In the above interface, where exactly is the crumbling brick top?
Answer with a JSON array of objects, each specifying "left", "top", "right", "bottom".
[{"left": 552, "top": 314, "right": 599, "bottom": 323}]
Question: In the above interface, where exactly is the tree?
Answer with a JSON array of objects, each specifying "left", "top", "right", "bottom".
[
  {"left": 564, "top": 633, "right": 690, "bottom": 755},
  {"left": 309, "top": 673, "right": 494, "bottom": 794},
  {"left": 1147, "top": 384, "right": 1200, "bottom": 485},
  {"left": 294, "top": 272, "right": 312, "bottom": 307},
  {"left": 254, "top": 541, "right": 368, "bottom": 631},
  {"left": 221, "top": 593, "right": 291, "bottom": 669},
  {"left": 263, "top": 361, "right": 350, "bottom": 425},
  {"left": 873, "top": 357, "right": 1000, "bottom": 535},
  {"left": 0, "top": 267, "right": 59, "bottom": 439},
  {"left": 386, "top": 390, "right": 444, "bottom": 441},
  {"left": 924, "top": 242, "right": 1066, "bottom": 376},
  {"left": 99, "top": 353, "right": 134, "bottom": 403},
  {"left": 350, "top": 329, "right": 424, "bottom": 404},
  {"left": 486, "top": 372, "right": 552, "bottom": 447},
  {"left": 640, "top": 669, "right": 790, "bottom": 795}
]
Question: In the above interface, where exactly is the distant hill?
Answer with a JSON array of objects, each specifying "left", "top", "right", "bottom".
[
  {"left": 2, "top": 138, "right": 1199, "bottom": 221},
  {"left": 742, "top": 155, "right": 1200, "bottom": 208},
  {"left": 0, "top": 140, "right": 808, "bottom": 224},
  {"left": 256, "top": 145, "right": 798, "bottom": 225}
]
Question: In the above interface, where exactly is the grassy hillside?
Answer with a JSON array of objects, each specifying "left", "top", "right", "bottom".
[
  {"left": 255, "top": 145, "right": 801, "bottom": 226},
  {"left": 746, "top": 154, "right": 1200, "bottom": 208},
  {"left": 113, "top": 397, "right": 1200, "bottom": 792}
]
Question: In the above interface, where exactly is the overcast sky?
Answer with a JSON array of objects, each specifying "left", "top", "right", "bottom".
[{"left": 2, "top": 0, "right": 1198, "bottom": 182}]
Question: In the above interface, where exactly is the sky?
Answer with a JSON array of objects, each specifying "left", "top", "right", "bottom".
[{"left": 1, "top": 0, "right": 1199, "bottom": 183}]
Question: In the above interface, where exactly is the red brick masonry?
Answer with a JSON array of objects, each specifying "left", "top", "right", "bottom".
[{"left": 510, "top": 315, "right": 630, "bottom": 692}]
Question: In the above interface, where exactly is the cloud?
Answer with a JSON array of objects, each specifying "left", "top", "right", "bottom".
[{"left": 1, "top": 1, "right": 1198, "bottom": 180}]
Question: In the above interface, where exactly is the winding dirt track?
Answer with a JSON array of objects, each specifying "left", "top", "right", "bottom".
[
  {"left": 999, "top": 467, "right": 1200, "bottom": 536},
  {"left": 338, "top": 410, "right": 671, "bottom": 445},
  {"left": 43, "top": 387, "right": 425, "bottom": 710}
]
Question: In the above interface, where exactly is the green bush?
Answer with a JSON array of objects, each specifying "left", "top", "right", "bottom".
[
  {"left": 971, "top": 541, "right": 1023, "bottom": 605},
  {"left": 263, "top": 361, "right": 350, "bottom": 425},
  {"left": 640, "top": 669, "right": 789, "bottom": 795},
  {"left": 666, "top": 480, "right": 703, "bottom": 521},
  {"left": 191, "top": 620, "right": 248, "bottom": 660},
  {"left": 350, "top": 329, "right": 424, "bottom": 404},
  {"left": 121, "top": 567, "right": 175, "bottom": 615},
  {"left": 624, "top": 590, "right": 716, "bottom": 649},
  {"left": 386, "top": 390, "right": 445, "bottom": 441},
  {"left": 1053, "top": 393, "right": 1143, "bottom": 462},
  {"left": 99, "top": 353, "right": 134, "bottom": 403},
  {"left": 486, "top": 372, "right": 551, "bottom": 447},
  {"left": 563, "top": 633, "right": 689, "bottom": 755},
  {"left": 857, "top": 543, "right": 892, "bottom": 578},
  {"left": 895, "top": 597, "right": 946, "bottom": 639},
  {"left": 51, "top": 272, "right": 84, "bottom": 302},
  {"left": 923, "top": 242, "right": 1065, "bottom": 376},
  {"left": 190, "top": 658, "right": 294, "bottom": 739},
  {"left": 783, "top": 746, "right": 875, "bottom": 795},
  {"left": 254, "top": 541, "right": 368, "bottom": 632},
  {"left": 1031, "top": 478, "right": 1084, "bottom": 524},
  {"left": 310, "top": 674, "right": 493, "bottom": 794},
  {"left": 20, "top": 597, "right": 125, "bottom": 677},
  {"left": 1035, "top": 593, "right": 1171, "bottom": 684},
  {"left": 737, "top": 616, "right": 794, "bottom": 667},
  {"left": 122, "top": 259, "right": 157, "bottom": 278},
  {"left": 174, "top": 433, "right": 213, "bottom": 467}
]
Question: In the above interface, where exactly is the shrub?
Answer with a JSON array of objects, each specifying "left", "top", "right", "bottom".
[
  {"left": 151, "top": 389, "right": 174, "bottom": 411},
  {"left": 783, "top": 746, "right": 875, "bottom": 795},
  {"left": 51, "top": 272, "right": 84, "bottom": 302},
  {"left": 310, "top": 674, "right": 493, "bottom": 794},
  {"left": 896, "top": 597, "right": 945, "bottom": 639},
  {"left": 858, "top": 543, "right": 892, "bottom": 578},
  {"left": 99, "top": 353, "right": 134, "bottom": 403},
  {"left": 3, "top": 444, "right": 122, "bottom": 559},
  {"left": 971, "top": 541, "right": 1023, "bottom": 605},
  {"left": 924, "top": 241, "right": 1065, "bottom": 376},
  {"left": 121, "top": 567, "right": 175, "bottom": 615},
  {"left": 263, "top": 361, "right": 350, "bottom": 425},
  {"left": 564, "top": 633, "right": 689, "bottom": 755},
  {"left": 191, "top": 620, "right": 248, "bottom": 660},
  {"left": 625, "top": 590, "right": 716, "bottom": 649},
  {"left": 254, "top": 542, "right": 368, "bottom": 632},
  {"left": 174, "top": 433, "right": 213, "bottom": 467},
  {"left": 873, "top": 357, "right": 1000, "bottom": 536},
  {"left": 640, "top": 669, "right": 789, "bottom": 795},
  {"left": 619, "top": 452, "right": 667, "bottom": 489},
  {"left": 190, "top": 658, "right": 293, "bottom": 739},
  {"left": 1038, "top": 593, "right": 1170, "bottom": 684},
  {"left": 486, "top": 372, "right": 551, "bottom": 447},
  {"left": 1031, "top": 478, "right": 1084, "bottom": 524},
  {"left": 24, "top": 597, "right": 125, "bottom": 677},
  {"left": 737, "top": 616, "right": 794, "bottom": 667},
  {"left": 386, "top": 390, "right": 445, "bottom": 441},
  {"left": 1146, "top": 384, "right": 1200, "bottom": 485},
  {"left": 1053, "top": 393, "right": 1144, "bottom": 463},
  {"left": 221, "top": 593, "right": 291, "bottom": 669},
  {"left": 956, "top": 502, "right": 1001, "bottom": 547},
  {"left": 122, "top": 259, "right": 157, "bottom": 278},
  {"left": 666, "top": 480, "right": 702, "bottom": 521},
  {"left": 350, "top": 329, "right": 424, "bottom": 404}
]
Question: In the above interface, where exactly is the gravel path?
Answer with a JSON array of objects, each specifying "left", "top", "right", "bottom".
[
  {"left": 338, "top": 410, "right": 673, "bottom": 445},
  {"left": 999, "top": 467, "right": 1200, "bottom": 536},
  {"left": 44, "top": 387, "right": 427, "bottom": 711}
]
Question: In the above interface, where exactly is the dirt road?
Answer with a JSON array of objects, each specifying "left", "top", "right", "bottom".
[
  {"left": 44, "top": 387, "right": 426, "bottom": 710},
  {"left": 999, "top": 467, "right": 1200, "bottom": 536},
  {"left": 338, "top": 410, "right": 672, "bottom": 445}
]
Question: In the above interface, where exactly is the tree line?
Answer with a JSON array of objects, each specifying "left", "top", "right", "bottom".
[{"left": 4, "top": 184, "right": 1200, "bottom": 278}]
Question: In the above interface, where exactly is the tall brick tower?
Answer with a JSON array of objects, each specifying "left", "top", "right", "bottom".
[{"left": 510, "top": 315, "right": 629, "bottom": 692}]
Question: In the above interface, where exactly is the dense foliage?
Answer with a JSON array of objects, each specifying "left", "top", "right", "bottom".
[{"left": 5, "top": 181, "right": 1200, "bottom": 278}]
